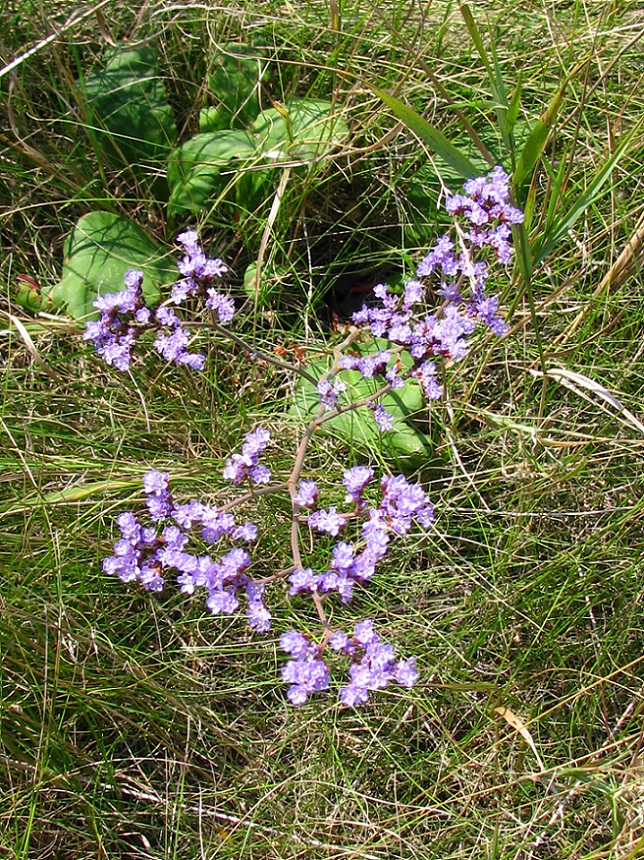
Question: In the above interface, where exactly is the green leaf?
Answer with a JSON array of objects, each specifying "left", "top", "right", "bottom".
[
  {"left": 513, "top": 58, "right": 587, "bottom": 188},
  {"left": 291, "top": 347, "right": 435, "bottom": 469},
  {"left": 371, "top": 86, "right": 480, "bottom": 179},
  {"left": 506, "top": 74, "right": 522, "bottom": 139},
  {"left": 199, "top": 106, "right": 225, "bottom": 133},
  {"left": 251, "top": 98, "right": 350, "bottom": 163},
  {"left": 459, "top": 5, "right": 510, "bottom": 147},
  {"left": 206, "top": 43, "right": 267, "bottom": 131},
  {"left": 533, "top": 136, "right": 631, "bottom": 265},
  {"left": 52, "top": 212, "right": 174, "bottom": 319},
  {"left": 169, "top": 99, "right": 349, "bottom": 218},
  {"left": 82, "top": 46, "right": 177, "bottom": 183},
  {"left": 167, "top": 130, "right": 260, "bottom": 217}
]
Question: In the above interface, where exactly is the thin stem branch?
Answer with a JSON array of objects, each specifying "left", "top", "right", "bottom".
[
  {"left": 207, "top": 318, "right": 319, "bottom": 385},
  {"left": 218, "top": 481, "right": 289, "bottom": 513}
]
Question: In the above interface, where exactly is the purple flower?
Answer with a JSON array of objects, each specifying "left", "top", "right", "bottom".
[
  {"left": 249, "top": 465, "right": 271, "bottom": 485},
  {"left": 309, "top": 506, "right": 346, "bottom": 537},
  {"left": 372, "top": 404, "right": 394, "bottom": 432},
  {"left": 280, "top": 630, "right": 312, "bottom": 659},
  {"left": 294, "top": 480, "right": 318, "bottom": 509},
  {"left": 172, "top": 500, "right": 205, "bottom": 529},
  {"left": 207, "top": 587, "right": 240, "bottom": 615},
  {"left": 201, "top": 508, "right": 236, "bottom": 542},
  {"left": 417, "top": 234, "right": 459, "bottom": 279},
  {"left": 223, "top": 426, "right": 272, "bottom": 486},
  {"left": 86, "top": 232, "right": 235, "bottom": 373},
  {"left": 243, "top": 426, "right": 271, "bottom": 457},
  {"left": 339, "top": 681, "right": 370, "bottom": 706},
  {"left": 280, "top": 629, "right": 331, "bottom": 705},
  {"left": 343, "top": 466, "right": 373, "bottom": 507},
  {"left": 354, "top": 618, "right": 379, "bottom": 647},
  {"left": 206, "top": 289, "right": 235, "bottom": 323},
  {"left": 414, "top": 361, "right": 443, "bottom": 400},
  {"left": 156, "top": 306, "right": 179, "bottom": 327},
  {"left": 143, "top": 471, "right": 170, "bottom": 495},
  {"left": 175, "top": 231, "right": 228, "bottom": 287},
  {"left": 143, "top": 470, "right": 172, "bottom": 521},
  {"left": 288, "top": 567, "right": 319, "bottom": 596},
  {"left": 281, "top": 642, "right": 330, "bottom": 705},
  {"left": 232, "top": 521, "right": 258, "bottom": 543},
  {"left": 317, "top": 377, "right": 346, "bottom": 410},
  {"left": 472, "top": 295, "right": 509, "bottom": 336},
  {"left": 348, "top": 350, "right": 391, "bottom": 379},
  {"left": 246, "top": 582, "right": 271, "bottom": 632},
  {"left": 115, "top": 511, "right": 140, "bottom": 541},
  {"left": 379, "top": 474, "right": 434, "bottom": 534},
  {"left": 395, "top": 658, "right": 419, "bottom": 688},
  {"left": 154, "top": 323, "right": 205, "bottom": 369},
  {"left": 330, "top": 541, "right": 355, "bottom": 572},
  {"left": 329, "top": 630, "right": 355, "bottom": 654},
  {"left": 337, "top": 619, "right": 418, "bottom": 707},
  {"left": 176, "top": 229, "right": 200, "bottom": 255}
]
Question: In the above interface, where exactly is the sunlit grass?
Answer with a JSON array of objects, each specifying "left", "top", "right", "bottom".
[{"left": 2, "top": 0, "right": 644, "bottom": 858}]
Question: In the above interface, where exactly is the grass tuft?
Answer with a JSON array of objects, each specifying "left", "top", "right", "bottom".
[{"left": 2, "top": 1, "right": 644, "bottom": 857}]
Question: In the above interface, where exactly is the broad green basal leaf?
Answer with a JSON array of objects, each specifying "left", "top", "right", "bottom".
[
  {"left": 52, "top": 212, "right": 174, "bottom": 319},
  {"left": 204, "top": 43, "right": 267, "bottom": 131},
  {"left": 81, "top": 45, "right": 177, "bottom": 188},
  {"left": 291, "top": 347, "right": 434, "bottom": 469},
  {"left": 251, "top": 98, "right": 350, "bottom": 164},
  {"left": 169, "top": 98, "right": 349, "bottom": 218},
  {"left": 167, "top": 130, "right": 260, "bottom": 217}
]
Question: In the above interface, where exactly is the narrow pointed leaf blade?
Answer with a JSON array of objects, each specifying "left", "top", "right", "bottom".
[
  {"left": 506, "top": 74, "right": 522, "bottom": 138},
  {"left": 513, "top": 59, "right": 587, "bottom": 188},
  {"left": 534, "top": 136, "right": 631, "bottom": 264},
  {"left": 372, "top": 87, "right": 480, "bottom": 179}
]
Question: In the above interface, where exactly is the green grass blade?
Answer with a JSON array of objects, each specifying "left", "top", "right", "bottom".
[
  {"left": 534, "top": 134, "right": 633, "bottom": 265},
  {"left": 459, "top": 4, "right": 497, "bottom": 93},
  {"left": 506, "top": 73, "right": 522, "bottom": 139},
  {"left": 459, "top": 4, "right": 509, "bottom": 147},
  {"left": 371, "top": 86, "right": 480, "bottom": 179},
  {"left": 513, "top": 58, "right": 588, "bottom": 188}
]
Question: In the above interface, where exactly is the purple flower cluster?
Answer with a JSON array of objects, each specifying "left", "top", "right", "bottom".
[
  {"left": 281, "top": 619, "right": 417, "bottom": 706},
  {"left": 84, "top": 231, "right": 232, "bottom": 372},
  {"left": 223, "top": 426, "right": 272, "bottom": 486},
  {"left": 294, "top": 479, "right": 318, "bottom": 509},
  {"left": 280, "top": 631, "right": 331, "bottom": 705},
  {"left": 343, "top": 166, "right": 521, "bottom": 417},
  {"left": 288, "top": 469, "right": 432, "bottom": 626},
  {"left": 83, "top": 269, "right": 150, "bottom": 371},
  {"left": 333, "top": 619, "right": 418, "bottom": 706},
  {"left": 103, "top": 470, "right": 270, "bottom": 631},
  {"left": 316, "top": 377, "right": 346, "bottom": 410},
  {"left": 172, "top": 230, "right": 233, "bottom": 320},
  {"left": 444, "top": 165, "right": 524, "bottom": 263},
  {"left": 96, "top": 171, "right": 520, "bottom": 709},
  {"left": 102, "top": 510, "right": 165, "bottom": 591},
  {"left": 105, "top": 458, "right": 429, "bottom": 706}
]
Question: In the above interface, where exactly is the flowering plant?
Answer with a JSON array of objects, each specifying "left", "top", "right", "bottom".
[{"left": 93, "top": 166, "right": 522, "bottom": 706}]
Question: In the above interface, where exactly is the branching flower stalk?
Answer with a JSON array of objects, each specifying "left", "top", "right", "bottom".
[{"left": 91, "top": 166, "right": 523, "bottom": 706}]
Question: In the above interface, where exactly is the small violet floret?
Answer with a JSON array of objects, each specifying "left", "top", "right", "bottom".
[{"left": 86, "top": 231, "right": 233, "bottom": 372}]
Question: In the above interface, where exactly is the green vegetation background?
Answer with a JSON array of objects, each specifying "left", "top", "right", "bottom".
[{"left": 1, "top": 1, "right": 644, "bottom": 858}]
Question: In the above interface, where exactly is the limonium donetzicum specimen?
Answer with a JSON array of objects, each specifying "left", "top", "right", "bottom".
[{"left": 95, "top": 166, "right": 521, "bottom": 706}]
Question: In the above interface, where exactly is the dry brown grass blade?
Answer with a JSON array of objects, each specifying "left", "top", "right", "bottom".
[
  {"left": 0, "top": 309, "right": 62, "bottom": 383},
  {"left": 495, "top": 706, "right": 545, "bottom": 772},
  {"left": 555, "top": 207, "right": 644, "bottom": 344},
  {"left": 529, "top": 365, "right": 644, "bottom": 436}
]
